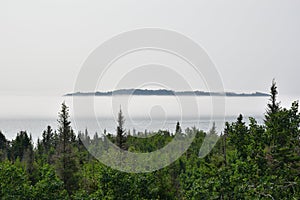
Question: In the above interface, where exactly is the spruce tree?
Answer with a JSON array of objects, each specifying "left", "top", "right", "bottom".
[
  {"left": 42, "top": 125, "right": 55, "bottom": 152},
  {"left": 265, "top": 79, "right": 280, "bottom": 120},
  {"left": 37, "top": 125, "right": 56, "bottom": 165},
  {"left": 0, "top": 131, "right": 7, "bottom": 150},
  {"left": 0, "top": 131, "right": 8, "bottom": 160},
  {"left": 11, "top": 131, "right": 33, "bottom": 162},
  {"left": 175, "top": 122, "right": 182, "bottom": 134},
  {"left": 116, "top": 107, "right": 126, "bottom": 150},
  {"left": 56, "top": 102, "right": 78, "bottom": 195}
]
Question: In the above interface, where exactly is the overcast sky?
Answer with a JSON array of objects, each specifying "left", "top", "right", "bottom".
[{"left": 0, "top": 0, "right": 299, "bottom": 96}]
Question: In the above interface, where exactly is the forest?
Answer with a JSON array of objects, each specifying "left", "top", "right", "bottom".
[{"left": 0, "top": 81, "right": 299, "bottom": 199}]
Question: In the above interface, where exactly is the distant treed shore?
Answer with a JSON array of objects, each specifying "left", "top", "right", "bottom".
[{"left": 64, "top": 88, "right": 269, "bottom": 97}]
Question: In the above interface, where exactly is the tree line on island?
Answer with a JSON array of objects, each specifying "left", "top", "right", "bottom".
[
  {"left": 65, "top": 88, "right": 269, "bottom": 97},
  {"left": 0, "top": 80, "right": 299, "bottom": 199}
]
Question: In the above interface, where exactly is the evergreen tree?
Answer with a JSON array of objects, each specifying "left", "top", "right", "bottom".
[
  {"left": 265, "top": 79, "right": 280, "bottom": 120},
  {"left": 37, "top": 126, "right": 56, "bottom": 165},
  {"left": 10, "top": 131, "right": 33, "bottom": 163},
  {"left": 175, "top": 121, "right": 182, "bottom": 134},
  {"left": 0, "top": 131, "right": 8, "bottom": 160},
  {"left": 57, "top": 102, "right": 76, "bottom": 143},
  {"left": 9, "top": 131, "right": 35, "bottom": 182},
  {"left": 227, "top": 114, "right": 249, "bottom": 160},
  {"left": 116, "top": 107, "right": 126, "bottom": 150},
  {"left": 56, "top": 102, "right": 79, "bottom": 195},
  {"left": 0, "top": 131, "right": 7, "bottom": 149},
  {"left": 42, "top": 125, "right": 55, "bottom": 152}
]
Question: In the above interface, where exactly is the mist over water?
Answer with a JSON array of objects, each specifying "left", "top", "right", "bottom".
[{"left": 0, "top": 95, "right": 298, "bottom": 142}]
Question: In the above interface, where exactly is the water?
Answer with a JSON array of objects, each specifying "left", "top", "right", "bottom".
[{"left": 0, "top": 95, "right": 298, "bottom": 142}]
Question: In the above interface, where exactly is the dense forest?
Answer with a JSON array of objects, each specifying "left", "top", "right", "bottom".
[{"left": 0, "top": 81, "right": 299, "bottom": 199}]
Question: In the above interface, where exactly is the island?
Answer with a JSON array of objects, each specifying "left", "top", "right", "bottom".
[{"left": 64, "top": 89, "right": 269, "bottom": 97}]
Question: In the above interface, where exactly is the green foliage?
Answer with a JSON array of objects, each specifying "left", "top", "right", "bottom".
[
  {"left": 0, "top": 81, "right": 299, "bottom": 199},
  {"left": 32, "top": 164, "right": 69, "bottom": 200},
  {"left": 0, "top": 161, "right": 32, "bottom": 200},
  {"left": 36, "top": 125, "right": 57, "bottom": 166},
  {"left": 10, "top": 131, "right": 33, "bottom": 162}
]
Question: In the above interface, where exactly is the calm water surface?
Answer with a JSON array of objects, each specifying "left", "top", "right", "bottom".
[{"left": 0, "top": 95, "right": 298, "bottom": 142}]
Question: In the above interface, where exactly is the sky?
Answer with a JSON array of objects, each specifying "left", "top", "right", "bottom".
[{"left": 0, "top": 0, "right": 300, "bottom": 96}]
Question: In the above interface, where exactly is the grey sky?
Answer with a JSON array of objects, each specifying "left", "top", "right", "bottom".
[{"left": 0, "top": 0, "right": 299, "bottom": 96}]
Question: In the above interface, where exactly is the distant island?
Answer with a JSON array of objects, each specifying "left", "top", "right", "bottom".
[{"left": 64, "top": 89, "right": 269, "bottom": 97}]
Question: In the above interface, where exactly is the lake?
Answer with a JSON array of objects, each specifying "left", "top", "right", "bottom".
[{"left": 0, "top": 95, "right": 298, "bottom": 142}]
